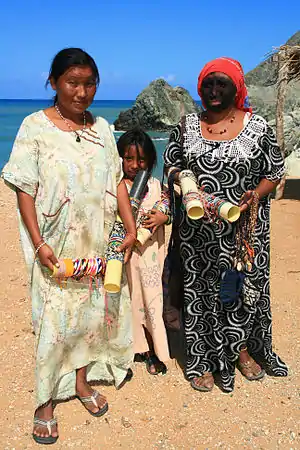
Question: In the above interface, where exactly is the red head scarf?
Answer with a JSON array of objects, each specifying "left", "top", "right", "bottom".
[{"left": 197, "top": 57, "right": 252, "bottom": 113}]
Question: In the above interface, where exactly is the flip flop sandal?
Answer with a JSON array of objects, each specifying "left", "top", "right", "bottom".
[
  {"left": 238, "top": 359, "right": 266, "bottom": 381},
  {"left": 116, "top": 368, "right": 134, "bottom": 390},
  {"left": 143, "top": 354, "right": 167, "bottom": 375},
  {"left": 77, "top": 390, "right": 108, "bottom": 417},
  {"left": 190, "top": 373, "right": 214, "bottom": 392},
  {"left": 32, "top": 417, "right": 58, "bottom": 445}
]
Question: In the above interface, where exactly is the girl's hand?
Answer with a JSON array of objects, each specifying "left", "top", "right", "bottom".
[
  {"left": 239, "top": 190, "right": 256, "bottom": 213},
  {"left": 116, "top": 233, "right": 136, "bottom": 264},
  {"left": 37, "top": 243, "right": 60, "bottom": 271},
  {"left": 143, "top": 209, "right": 168, "bottom": 234}
]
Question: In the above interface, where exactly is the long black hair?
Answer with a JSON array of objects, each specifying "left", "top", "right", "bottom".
[
  {"left": 46, "top": 48, "right": 100, "bottom": 103},
  {"left": 117, "top": 127, "right": 157, "bottom": 172}
]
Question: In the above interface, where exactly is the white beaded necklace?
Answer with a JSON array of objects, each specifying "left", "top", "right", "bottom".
[{"left": 55, "top": 104, "right": 86, "bottom": 143}]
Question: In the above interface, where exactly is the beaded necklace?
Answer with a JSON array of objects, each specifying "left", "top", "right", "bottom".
[
  {"left": 55, "top": 104, "right": 86, "bottom": 142},
  {"left": 202, "top": 110, "right": 236, "bottom": 135}
]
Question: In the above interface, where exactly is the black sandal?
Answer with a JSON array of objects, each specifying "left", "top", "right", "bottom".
[
  {"left": 76, "top": 390, "right": 108, "bottom": 417},
  {"left": 141, "top": 353, "right": 167, "bottom": 375},
  {"left": 32, "top": 417, "right": 58, "bottom": 445},
  {"left": 124, "top": 368, "right": 133, "bottom": 381}
]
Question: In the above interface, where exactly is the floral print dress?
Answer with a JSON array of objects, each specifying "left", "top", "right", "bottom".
[
  {"left": 125, "top": 177, "right": 170, "bottom": 362},
  {"left": 1, "top": 111, "right": 133, "bottom": 407}
]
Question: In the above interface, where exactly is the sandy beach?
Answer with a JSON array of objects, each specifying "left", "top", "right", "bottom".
[{"left": 0, "top": 183, "right": 299, "bottom": 450}]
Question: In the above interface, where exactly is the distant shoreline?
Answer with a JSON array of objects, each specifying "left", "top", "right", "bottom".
[
  {"left": 0, "top": 98, "right": 136, "bottom": 102},
  {"left": 0, "top": 98, "right": 202, "bottom": 103}
]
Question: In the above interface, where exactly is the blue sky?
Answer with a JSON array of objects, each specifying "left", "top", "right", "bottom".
[{"left": 1, "top": 0, "right": 299, "bottom": 100}]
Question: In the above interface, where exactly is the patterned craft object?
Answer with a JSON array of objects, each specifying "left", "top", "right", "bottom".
[
  {"left": 179, "top": 170, "right": 204, "bottom": 220},
  {"left": 51, "top": 257, "right": 106, "bottom": 280},
  {"left": 50, "top": 222, "right": 125, "bottom": 293},
  {"left": 199, "top": 190, "right": 240, "bottom": 223},
  {"left": 103, "top": 218, "right": 126, "bottom": 293},
  {"left": 179, "top": 170, "right": 240, "bottom": 223},
  {"left": 105, "top": 220, "right": 126, "bottom": 263},
  {"left": 136, "top": 191, "right": 170, "bottom": 247},
  {"left": 104, "top": 170, "right": 151, "bottom": 292}
]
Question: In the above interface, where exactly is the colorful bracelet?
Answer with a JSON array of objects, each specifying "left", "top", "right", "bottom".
[{"left": 165, "top": 214, "right": 172, "bottom": 226}]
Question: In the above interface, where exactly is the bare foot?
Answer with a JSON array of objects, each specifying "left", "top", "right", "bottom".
[
  {"left": 33, "top": 401, "right": 58, "bottom": 440},
  {"left": 76, "top": 380, "right": 107, "bottom": 414},
  {"left": 148, "top": 363, "right": 157, "bottom": 374},
  {"left": 191, "top": 373, "right": 214, "bottom": 391}
]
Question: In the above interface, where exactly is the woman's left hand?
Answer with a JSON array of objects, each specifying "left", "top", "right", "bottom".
[
  {"left": 143, "top": 209, "right": 168, "bottom": 234},
  {"left": 116, "top": 232, "right": 136, "bottom": 263},
  {"left": 239, "top": 190, "right": 256, "bottom": 213}
]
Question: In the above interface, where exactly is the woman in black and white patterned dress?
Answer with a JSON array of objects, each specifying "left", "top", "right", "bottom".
[{"left": 164, "top": 57, "right": 288, "bottom": 392}]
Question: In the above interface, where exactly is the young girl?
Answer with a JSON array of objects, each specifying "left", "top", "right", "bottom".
[{"left": 117, "top": 128, "right": 170, "bottom": 375}]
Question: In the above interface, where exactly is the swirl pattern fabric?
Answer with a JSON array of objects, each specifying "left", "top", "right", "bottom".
[{"left": 164, "top": 113, "right": 288, "bottom": 391}]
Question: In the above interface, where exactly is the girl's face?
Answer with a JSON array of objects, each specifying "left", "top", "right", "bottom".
[{"left": 123, "top": 144, "right": 148, "bottom": 180}]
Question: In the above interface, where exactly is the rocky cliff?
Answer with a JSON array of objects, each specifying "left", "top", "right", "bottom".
[
  {"left": 114, "top": 32, "right": 300, "bottom": 169},
  {"left": 246, "top": 30, "right": 300, "bottom": 160},
  {"left": 246, "top": 31, "right": 300, "bottom": 87},
  {"left": 114, "top": 78, "right": 200, "bottom": 131}
]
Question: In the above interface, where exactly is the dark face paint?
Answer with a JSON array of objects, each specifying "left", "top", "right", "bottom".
[{"left": 200, "top": 72, "right": 237, "bottom": 112}]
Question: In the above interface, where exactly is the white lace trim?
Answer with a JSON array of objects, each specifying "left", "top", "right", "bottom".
[{"left": 183, "top": 113, "right": 267, "bottom": 163}]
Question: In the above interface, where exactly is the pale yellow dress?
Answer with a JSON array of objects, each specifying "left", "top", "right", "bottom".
[
  {"left": 1, "top": 111, "right": 133, "bottom": 407},
  {"left": 126, "top": 177, "right": 170, "bottom": 362}
]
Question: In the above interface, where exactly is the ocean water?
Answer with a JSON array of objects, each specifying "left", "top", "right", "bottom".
[{"left": 0, "top": 99, "right": 169, "bottom": 180}]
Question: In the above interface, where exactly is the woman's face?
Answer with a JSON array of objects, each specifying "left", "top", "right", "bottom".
[
  {"left": 123, "top": 144, "right": 148, "bottom": 180},
  {"left": 200, "top": 72, "right": 237, "bottom": 112},
  {"left": 50, "top": 65, "right": 97, "bottom": 114}
]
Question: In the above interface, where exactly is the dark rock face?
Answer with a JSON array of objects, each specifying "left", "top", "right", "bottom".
[
  {"left": 245, "top": 31, "right": 300, "bottom": 87},
  {"left": 114, "top": 32, "right": 300, "bottom": 159},
  {"left": 114, "top": 79, "right": 200, "bottom": 131},
  {"left": 245, "top": 31, "right": 300, "bottom": 121},
  {"left": 248, "top": 84, "right": 300, "bottom": 122},
  {"left": 248, "top": 83, "right": 300, "bottom": 157},
  {"left": 245, "top": 31, "right": 300, "bottom": 157}
]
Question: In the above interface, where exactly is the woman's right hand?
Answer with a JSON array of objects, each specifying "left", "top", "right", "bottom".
[
  {"left": 239, "top": 190, "right": 255, "bottom": 213},
  {"left": 37, "top": 243, "right": 60, "bottom": 271}
]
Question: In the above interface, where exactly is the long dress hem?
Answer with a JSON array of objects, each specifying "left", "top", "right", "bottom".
[
  {"left": 163, "top": 113, "right": 288, "bottom": 392},
  {"left": 1, "top": 111, "right": 134, "bottom": 406}
]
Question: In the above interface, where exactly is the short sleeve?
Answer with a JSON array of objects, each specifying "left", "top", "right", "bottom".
[
  {"left": 260, "top": 124, "right": 285, "bottom": 182},
  {"left": 108, "top": 126, "right": 123, "bottom": 185},
  {"left": 163, "top": 123, "right": 185, "bottom": 175},
  {"left": 1, "top": 116, "right": 39, "bottom": 197}
]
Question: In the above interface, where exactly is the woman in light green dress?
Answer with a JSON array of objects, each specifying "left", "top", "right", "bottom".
[{"left": 1, "top": 48, "right": 136, "bottom": 445}]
